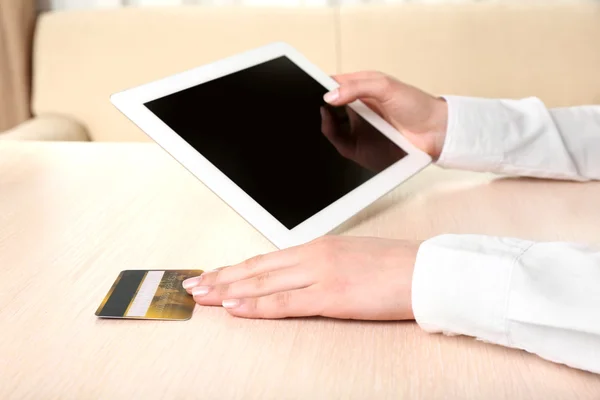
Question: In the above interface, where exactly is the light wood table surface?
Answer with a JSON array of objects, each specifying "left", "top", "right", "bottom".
[{"left": 1, "top": 141, "right": 600, "bottom": 399}]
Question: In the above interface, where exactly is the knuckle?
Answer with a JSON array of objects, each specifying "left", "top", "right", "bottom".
[
  {"left": 380, "top": 76, "right": 394, "bottom": 90},
  {"left": 314, "top": 235, "right": 334, "bottom": 245},
  {"left": 252, "top": 272, "right": 270, "bottom": 289},
  {"left": 253, "top": 297, "right": 272, "bottom": 318},
  {"left": 339, "top": 81, "right": 355, "bottom": 96},
  {"left": 315, "top": 235, "right": 339, "bottom": 251},
  {"left": 320, "top": 238, "right": 343, "bottom": 265},
  {"left": 369, "top": 70, "right": 385, "bottom": 79},
  {"left": 274, "top": 291, "right": 291, "bottom": 309},
  {"left": 312, "top": 235, "right": 326, "bottom": 245},
  {"left": 217, "top": 283, "right": 230, "bottom": 297},
  {"left": 245, "top": 298, "right": 259, "bottom": 314},
  {"left": 253, "top": 292, "right": 291, "bottom": 318},
  {"left": 244, "top": 254, "right": 264, "bottom": 271},
  {"left": 309, "top": 236, "right": 325, "bottom": 248},
  {"left": 203, "top": 269, "right": 221, "bottom": 284}
]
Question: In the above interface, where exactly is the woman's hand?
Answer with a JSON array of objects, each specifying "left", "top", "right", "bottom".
[
  {"left": 324, "top": 71, "right": 448, "bottom": 160},
  {"left": 182, "top": 236, "right": 421, "bottom": 320}
]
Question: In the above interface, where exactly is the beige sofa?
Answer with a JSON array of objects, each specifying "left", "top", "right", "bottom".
[{"left": 2, "top": 2, "right": 600, "bottom": 142}]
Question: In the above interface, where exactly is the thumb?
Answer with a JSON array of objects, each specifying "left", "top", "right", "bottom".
[{"left": 323, "top": 78, "right": 392, "bottom": 106}]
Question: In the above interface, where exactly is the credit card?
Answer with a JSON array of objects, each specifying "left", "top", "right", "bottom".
[{"left": 95, "top": 269, "right": 203, "bottom": 320}]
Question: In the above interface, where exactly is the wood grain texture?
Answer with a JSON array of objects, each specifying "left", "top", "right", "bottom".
[{"left": 1, "top": 141, "right": 599, "bottom": 400}]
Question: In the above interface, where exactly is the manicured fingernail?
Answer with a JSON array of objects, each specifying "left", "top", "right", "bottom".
[
  {"left": 222, "top": 299, "right": 240, "bottom": 309},
  {"left": 324, "top": 89, "right": 339, "bottom": 103},
  {"left": 182, "top": 276, "right": 202, "bottom": 289},
  {"left": 192, "top": 286, "right": 210, "bottom": 296}
]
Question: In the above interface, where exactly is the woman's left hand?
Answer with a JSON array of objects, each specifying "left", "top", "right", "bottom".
[{"left": 182, "top": 236, "right": 421, "bottom": 320}]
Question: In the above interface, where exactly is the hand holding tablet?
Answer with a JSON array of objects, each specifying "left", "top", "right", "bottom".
[{"left": 111, "top": 43, "right": 432, "bottom": 248}]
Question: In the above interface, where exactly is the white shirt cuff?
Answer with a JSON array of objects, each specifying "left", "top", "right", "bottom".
[
  {"left": 435, "top": 95, "right": 588, "bottom": 181},
  {"left": 412, "top": 234, "right": 535, "bottom": 347}
]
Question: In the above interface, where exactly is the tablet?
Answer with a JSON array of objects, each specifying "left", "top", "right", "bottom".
[{"left": 111, "top": 42, "right": 431, "bottom": 249}]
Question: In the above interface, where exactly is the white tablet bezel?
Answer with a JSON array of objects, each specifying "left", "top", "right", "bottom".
[{"left": 111, "top": 42, "right": 431, "bottom": 249}]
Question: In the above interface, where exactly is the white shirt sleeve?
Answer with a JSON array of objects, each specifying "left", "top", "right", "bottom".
[
  {"left": 436, "top": 96, "right": 600, "bottom": 181},
  {"left": 412, "top": 96, "right": 600, "bottom": 374}
]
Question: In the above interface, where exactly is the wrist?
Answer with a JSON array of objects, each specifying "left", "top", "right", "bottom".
[
  {"left": 404, "top": 240, "right": 423, "bottom": 321},
  {"left": 429, "top": 97, "right": 449, "bottom": 160}
]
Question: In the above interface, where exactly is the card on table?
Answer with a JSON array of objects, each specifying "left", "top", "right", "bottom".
[{"left": 95, "top": 269, "right": 203, "bottom": 320}]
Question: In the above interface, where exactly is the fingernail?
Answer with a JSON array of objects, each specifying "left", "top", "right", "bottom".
[
  {"left": 222, "top": 299, "right": 240, "bottom": 309},
  {"left": 192, "top": 286, "right": 210, "bottom": 296},
  {"left": 324, "top": 89, "right": 339, "bottom": 103},
  {"left": 182, "top": 276, "right": 202, "bottom": 289}
]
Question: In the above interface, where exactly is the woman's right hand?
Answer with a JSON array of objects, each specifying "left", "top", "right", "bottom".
[{"left": 323, "top": 71, "right": 449, "bottom": 160}]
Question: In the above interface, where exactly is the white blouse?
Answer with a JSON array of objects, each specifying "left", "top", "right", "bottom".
[{"left": 412, "top": 96, "right": 600, "bottom": 374}]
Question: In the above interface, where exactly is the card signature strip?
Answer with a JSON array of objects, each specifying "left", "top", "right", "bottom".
[{"left": 125, "top": 271, "right": 165, "bottom": 317}]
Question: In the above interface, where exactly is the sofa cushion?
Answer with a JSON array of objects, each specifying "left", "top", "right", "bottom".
[{"left": 0, "top": 115, "right": 89, "bottom": 142}]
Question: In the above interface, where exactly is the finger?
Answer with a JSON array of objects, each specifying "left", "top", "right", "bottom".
[
  {"left": 221, "top": 288, "right": 323, "bottom": 319},
  {"left": 321, "top": 107, "right": 354, "bottom": 157},
  {"left": 331, "top": 71, "right": 385, "bottom": 84},
  {"left": 183, "top": 246, "right": 303, "bottom": 293},
  {"left": 192, "top": 265, "right": 315, "bottom": 306},
  {"left": 324, "top": 77, "right": 393, "bottom": 106},
  {"left": 183, "top": 267, "right": 226, "bottom": 294}
]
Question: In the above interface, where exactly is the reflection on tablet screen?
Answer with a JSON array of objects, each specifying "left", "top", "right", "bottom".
[{"left": 144, "top": 56, "right": 407, "bottom": 229}]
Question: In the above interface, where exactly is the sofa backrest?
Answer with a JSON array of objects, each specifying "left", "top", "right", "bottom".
[
  {"left": 32, "top": 3, "right": 600, "bottom": 142},
  {"left": 339, "top": 3, "right": 600, "bottom": 108},
  {"left": 32, "top": 7, "right": 337, "bottom": 142}
]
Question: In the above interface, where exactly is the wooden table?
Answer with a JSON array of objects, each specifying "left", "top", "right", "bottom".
[{"left": 1, "top": 141, "right": 600, "bottom": 399}]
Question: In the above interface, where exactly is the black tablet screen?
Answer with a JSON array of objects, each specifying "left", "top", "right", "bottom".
[{"left": 144, "top": 56, "right": 407, "bottom": 229}]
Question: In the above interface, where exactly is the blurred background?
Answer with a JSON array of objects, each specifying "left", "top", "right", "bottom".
[
  {"left": 1, "top": 0, "right": 599, "bottom": 141},
  {"left": 37, "top": 0, "right": 523, "bottom": 10}
]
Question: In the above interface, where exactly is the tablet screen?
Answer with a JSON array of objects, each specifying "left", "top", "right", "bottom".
[{"left": 145, "top": 56, "right": 407, "bottom": 229}]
